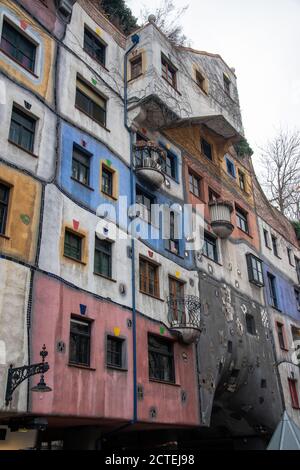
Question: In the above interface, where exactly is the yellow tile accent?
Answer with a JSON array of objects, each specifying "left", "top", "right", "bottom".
[
  {"left": 114, "top": 327, "right": 121, "bottom": 337},
  {"left": 175, "top": 271, "right": 181, "bottom": 279}
]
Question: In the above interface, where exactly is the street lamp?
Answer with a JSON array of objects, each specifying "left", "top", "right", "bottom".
[{"left": 5, "top": 345, "right": 52, "bottom": 406}]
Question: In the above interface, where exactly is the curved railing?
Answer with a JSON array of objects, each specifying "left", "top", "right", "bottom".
[
  {"left": 167, "top": 295, "right": 201, "bottom": 330},
  {"left": 134, "top": 142, "right": 166, "bottom": 171}
]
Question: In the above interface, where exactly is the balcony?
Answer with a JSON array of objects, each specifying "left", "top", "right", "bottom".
[
  {"left": 167, "top": 295, "right": 201, "bottom": 344},
  {"left": 209, "top": 200, "right": 234, "bottom": 238},
  {"left": 134, "top": 142, "right": 166, "bottom": 189}
]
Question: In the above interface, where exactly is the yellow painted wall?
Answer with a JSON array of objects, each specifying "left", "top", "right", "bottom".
[
  {"left": 0, "top": 163, "right": 41, "bottom": 263},
  {"left": 0, "top": 0, "right": 55, "bottom": 103}
]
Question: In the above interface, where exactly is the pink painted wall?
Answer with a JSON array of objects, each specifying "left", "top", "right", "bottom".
[{"left": 30, "top": 273, "right": 200, "bottom": 426}]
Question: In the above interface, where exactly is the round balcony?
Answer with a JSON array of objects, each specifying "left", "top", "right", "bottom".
[
  {"left": 167, "top": 295, "right": 201, "bottom": 344},
  {"left": 209, "top": 200, "right": 234, "bottom": 238},
  {"left": 134, "top": 142, "right": 166, "bottom": 189}
]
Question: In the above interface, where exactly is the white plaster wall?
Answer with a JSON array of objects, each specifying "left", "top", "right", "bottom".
[
  {"left": 258, "top": 216, "right": 300, "bottom": 285},
  {"left": 57, "top": 47, "right": 130, "bottom": 165},
  {"left": 0, "top": 76, "right": 57, "bottom": 180},
  {"left": 0, "top": 259, "right": 30, "bottom": 412},
  {"left": 127, "top": 23, "right": 243, "bottom": 135}
]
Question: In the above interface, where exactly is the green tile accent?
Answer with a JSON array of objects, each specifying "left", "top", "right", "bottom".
[
  {"left": 20, "top": 214, "right": 30, "bottom": 225},
  {"left": 160, "top": 327, "right": 165, "bottom": 335}
]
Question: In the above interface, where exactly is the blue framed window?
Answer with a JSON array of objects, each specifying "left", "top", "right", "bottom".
[
  {"left": 160, "top": 144, "right": 178, "bottom": 180},
  {"left": 225, "top": 156, "right": 236, "bottom": 178},
  {"left": 267, "top": 273, "right": 279, "bottom": 310}
]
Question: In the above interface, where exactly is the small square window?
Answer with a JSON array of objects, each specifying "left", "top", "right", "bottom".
[
  {"left": 246, "top": 254, "right": 264, "bottom": 287},
  {"left": 130, "top": 54, "right": 142, "bottom": 80},
  {"left": 161, "top": 149, "right": 177, "bottom": 179},
  {"left": 0, "top": 182, "right": 10, "bottom": 235},
  {"left": 69, "top": 318, "right": 91, "bottom": 366},
  {"left": 1, "top": 19, "right": 37, "bottom": 73},
  {"left": 64, "top": 230, "right": 83, "bottom": 261},
  {"left": 208, "top": 188, "right": 220, "bottom": 202},
  {"left": 268, "top": 273, "right": 279, "bottom": 309},
  {"left": 76, "top": 76, "right": 107, "bottom": 127},
  {"left": 276, "top": 322, "right": 287, "bottom": 350},
  {"left": 295, "top": 257, "right": 300, "bottom": 284},
  {"left": 166, "top": 211, "right": 180, "bottom": 255},
  {"left": 72, "top": 145, "right": 91, "bottom": 186},
  {"left": 84, "top": 27, "right": 106, "bottom": 66},
  {"left": 9, "top": 106, "right": 36, "bottom": 153},
  {"left": 225, "top": 156, "right": 236, "bottom": 178},
  {"left": 136, "top": 187, "right": 154, "bottom": 223},
  {"left": 201, "top": 138, "right": 213, "bottom": 161},
  {"left": 288, "top": 378, "right": 300, "bottom": 409},
  {"left": 139, "top": 257, "right": 160, "bottom": 298},
  {"left": 263, "top": 229, "right": 270, "bottom": 248},
  {"left": 287, "top": 248, "right": 294, "bottom": 266},
  {"left": 106, "top": 336, "right": 125, "bottom": 369},
  {"left": 161, "top": 54, "right": 177, "bottom": 89},
  {"left": 203, "top": 232, "right": 218, "bottom": 263},
  {"left": 148, "top": 334, "right": 175, "bottom": 383},
  {"left": 195, "top": 70, "right": 207, "bottom": 93},
  {"left": 101, "top": 165, "right": 114, "bottom": 197},
  {"left": 271, "top": 235, "right": 279, "bottom": 257},
  {"left": 236, "top": 206, "right": 249, "bottom": 234}
]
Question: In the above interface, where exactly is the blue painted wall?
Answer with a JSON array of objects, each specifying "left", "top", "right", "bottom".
[{"left": 263, "top": 262, "right": 300, "bottom": 321}]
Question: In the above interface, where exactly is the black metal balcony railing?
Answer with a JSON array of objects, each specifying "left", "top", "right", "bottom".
[
  {"left": 134, "top": 142, "right": 166, "bottom": 171},
  {"left": 167, "top": 295, "right": 201, "bottom": 330}
]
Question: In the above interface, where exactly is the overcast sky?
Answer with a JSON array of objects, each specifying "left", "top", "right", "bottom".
[{"left": 128, "top": 0, "right": 300, "bottom": 169}]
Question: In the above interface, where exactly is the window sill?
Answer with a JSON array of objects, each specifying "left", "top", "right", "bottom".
[
  {"left": 0, "top": 233, "right": 10, "bottom": 240},
  {"left": 0, "top": 48, "right": 39, "bottom": 78},
  {"left": 202, "top": 253, "right": 221, "bottom": 266},
  {"left": 149, "top": 379, "right": 180, "bottom": 387},
  {"left": 8, "top": 140, "right": 38, "bottom": 158},
  {"left": 101, "top": 190, "right": 118, "bottom": 201},
  {"left": 270, "top": 305, "right": 282, "bottom": 313},
  {"left": 71, "top": 177, "right": 94, "bottom": 191},
  {"left": 139, "top": 290, "right": 164, "bottom": 302},
  {"left": 93, "top": 272, "right": 117, "bottom": 283},
  {"left": 161, "top": 76, "right": 181, "bottom": 96},
  {"left": 106, "top": 365, "right": 128, "bottom": 372},
  {"left": 63, "top": 254, "right": 87, "bottom": 265},
  {"left": 237, "top": 227, "right": 252, "bottom": 238},
  {"left": 249, "top": 280, "right": 264, "bottom": 288},
  {"left": 128, "top": 73, "right": 143, "bottom": 83},
  {"left": 68, "top": 363, "right": 96, "bottom": 371},
  {"left": 279, "top": 347, "right": 289, "bottom": 353},
  {"left": 75, "top": 105, "right": 111, "bottom": 133}
]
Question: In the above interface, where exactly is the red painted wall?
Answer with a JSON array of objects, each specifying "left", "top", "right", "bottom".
[{"left": 30, "top": 273, "right": 200, "bottom": 427}]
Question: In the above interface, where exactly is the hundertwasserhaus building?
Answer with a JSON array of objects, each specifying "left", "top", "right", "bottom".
[{"left": 0, "top": 0, "right": 299, "bottom": 450}]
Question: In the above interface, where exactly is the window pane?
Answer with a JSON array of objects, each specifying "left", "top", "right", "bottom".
[
  {"left": 64, "top": 231, "right": 82, "bottom": 260},
  {"left": 9, "top": 107, "right": 35, "bottom": 152},
  {"left": 1, "top": 20, "right": 36, "bottom": 72},
  {"left": 69, "top": 319, "right": 90, "bottom": 366}
]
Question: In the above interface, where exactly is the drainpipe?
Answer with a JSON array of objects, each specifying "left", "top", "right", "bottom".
[{"left": 124, "top": 34, "right": 140, "bottom": 426}]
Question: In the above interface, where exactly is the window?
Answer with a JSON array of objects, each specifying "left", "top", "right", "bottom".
[
  {"left": 167, "top": 211, "right": 180, "bottom": 255},
  {"left": 64, "top": 230, "right": 83, "bottom": 261},
  {"left": 236, "top": 207, "right": 249, "bottom": 234},
  {"left": 94, "top": 237, "right": 112, "bottom": 278},
  {"left": 268, "top": 273, "right": 279, "bottom": 309},
  {"left": 189, "top": 172, "right": 201, "bottom": 198},
  {"left": 225, "top": 156, "right": 236, "bottom": 178},
  {"left": 246, "top": 254, "right": 264, "bottom": 287},
  {"left": 161, "top": 54, "right": 177, "bottom": 88},
  {"left": 9, "top": 106, "right": 36, "bottom": 153},
  {"left": 101, "top": 166, "right": 113, "bottom": 196},
  {"left": 169, "top": 277, "right": 185, "bottom": 323},
  {"left": 296, "top": 257, "right": 300, "bottom": 284},
  {"left": 1, "top": 19, "right": 36, "bottom": 72},
  {"left": 75, "top": 77, "right": 107, "bottom": 127},
  {"left": 148, "top": 334, "right": 175, "bottom": 383},
  {"left": 195, "top": 70, "right": 206, "bottom": 93},
  {"left": 139, "top": 257, "right": 160, "bottom": 298},
  {"left": 276, "top": 322, "right": 287, "bottom": 350},
  {"left": 130, "top": 54, "right": 142, "bottom": 80},
  {"left": 288, "top": 379, "right": 300, "bottom": 409},
  {"left": 223, "top": 74, "right": 231, "bottom": 95},
  {"left": 287, "top": 248, "right": 294, "bottom": 266},
  {"left": 201, "top": 138, "right": 213, "bottom": 161},
  {"left": 162, "top": 149, "right": 177, "bottom": 179},
  {"left": 238, "top": 170, "right": 246, "bottom": 191},
  {"left": 72, "top": 146, "right": 91, "bottom": 186},
  {"left": 83, "top": 27, "right": 106, "bottom": 66},
  {"left": 136, "top": 187, "right": 154, "bottom": 223},
  {"left": 0, "top": 183, "right": 9, "bottom": 235},
  {"left": 246, "top": 314, "right": 256, "bottom": 335},
  {"left": 203, "top": 232, "right": 218, "bottom": 263},
  {"left": 208, "top": 188, "right": 220, "bottom": 202},
  {"left": 271, "top": 235, "right": 279, "bottom": 257},
  {"left": 69, "top": 318, "right": 91, "bottom": 366},
  {"left": 263, "top": 229, "right": 270, "bottom": 248},
  {"left": 106, "top": 336, "right": 125, "bottom": 369}
]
